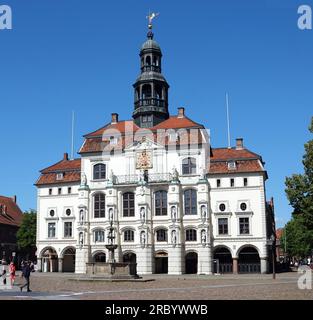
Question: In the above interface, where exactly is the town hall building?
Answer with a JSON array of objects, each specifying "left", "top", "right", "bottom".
[{"left": 35, "top": 22, "right": 275, "bottom": 275}]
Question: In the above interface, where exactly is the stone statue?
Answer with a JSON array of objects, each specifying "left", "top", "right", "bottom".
[
  {"left": 200, "top": 166, "right": 207, "bottom": 180},
  {"left": 139, "top": 170, "right": 145, "bottom": 183},
  {"left": 201, "top": 205, "right": 207, "bottom": 221},
  {"left": 80, "top": 209, "right": 84, "bottom": 224},
  {"left": 81, "top": 173, "right": 87, "bottom": 186},
  {"left": 171, "top": 230, "right": 177, "bottom": 246},
  {"left": 140, "top": 231, "right": 146, "bottom": 247},
  {"left": 171, "top": 166, "right": 179, "bottom": 181},
  {"left": 109, "top": 208, "right": 114, "bottom": 222},
  {"left": 140, "top": 207, "right": 146, "bottom": 224},
  {"left": 201, "top": 230, "right": 206, "bottom": 244},
  {"left": 109, "top": 170, "right": 114, "bottom": 183},
  {"left": 171, "top": 206, "right": 177, "bottom": 222},
  {"left": 79, "top": 232, "right": 84, "bottom": 246}
]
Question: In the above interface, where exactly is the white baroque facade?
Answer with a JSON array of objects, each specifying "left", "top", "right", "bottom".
[{"left": 35, "top": 27, "right": 275, "bottom": 275}]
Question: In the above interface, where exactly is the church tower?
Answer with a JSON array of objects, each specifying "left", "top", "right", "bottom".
[{"left": 133, "top": 16, "right": 170, "bottom": 128}]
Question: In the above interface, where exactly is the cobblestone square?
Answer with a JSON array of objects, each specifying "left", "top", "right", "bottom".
[{"left": 0, "top": 272, "right": 312, "bottom": 300}]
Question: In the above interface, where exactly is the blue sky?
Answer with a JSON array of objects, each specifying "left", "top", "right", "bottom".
[{"left": 0, "top": 0, "right": 312, "bottom": 227}]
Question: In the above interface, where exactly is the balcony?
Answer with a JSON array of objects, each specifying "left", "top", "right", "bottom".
[
  {"left": 134, "top": 98, "right": 166, "bottom": 111},
  {"left": 114, "top": 173, "right": 171, "bottom": 185},
  {"left": 141, "top": 65, "right": 161, "bottom": 73}
]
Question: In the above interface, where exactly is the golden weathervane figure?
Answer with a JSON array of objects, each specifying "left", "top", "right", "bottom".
[{"left": 147, "top": 11, "right": 159, "bottom": 30}]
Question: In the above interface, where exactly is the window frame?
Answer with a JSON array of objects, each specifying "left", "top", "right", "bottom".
[
  {"left": 184, "top": 189, "right": 197, "bottom": 215},
  {"left": 182, "top": 157, "right": 197, "bottom": 175},
  {"left": 239, "top": 217, "right": 250, "bottom": 235},
  {"left": 64, "top": 221, "right": 73, "bottom": 238},
  {"left": 156, "top": 229, "right": 168, "bottom": 242},
  {"left": 94, "top": 193, "right": 106, "bottom": 218},
  {"left": 124, "top": 229, "right": 135, "bottom": 242},
  {"left": 218, "top": 218, "right": 229, "bottom": 235},
  {"left": 155, "top": 190, "right": 168, "bottom": 216},
  {"left": 185, "top": 229, "right": 197, "bottom": 241},
  {"left": 94, "top": 229, "right": 105, "bottom": 243},
  {"left": 48, "top": 222, "right": 56, "bottom": 238},
  {"left": 123, "top": 192, "right": 135, "bottom": 217},
  {"left": 93, "top": 163, "right": 106, "bottom": 180}
]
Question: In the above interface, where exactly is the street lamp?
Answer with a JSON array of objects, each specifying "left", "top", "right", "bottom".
[{"left": 270, "top": 234, "right": 276, "bottom": 280}]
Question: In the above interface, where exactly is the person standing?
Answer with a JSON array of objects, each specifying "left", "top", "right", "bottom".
[
  {"left": 20, "top": 262, "right": 32, "bottom": 292},
  {"left": 9, "top": 262, "right": 16, "bottom": 286}
]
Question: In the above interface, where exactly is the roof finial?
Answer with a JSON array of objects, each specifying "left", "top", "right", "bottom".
[{"left": 146, "top": 11, "right": 159, "bottom": 39}]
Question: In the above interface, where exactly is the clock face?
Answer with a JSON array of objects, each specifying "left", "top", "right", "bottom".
[{"left": 136, "top": 150, "right": 153, "bottom": 169}]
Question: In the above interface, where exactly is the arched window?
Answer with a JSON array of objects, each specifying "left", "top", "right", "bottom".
[
  {"left": 145, "top": 56, "right": 151, "bottom": 66},
  {"left": 94, "top": 230, "right": 105, "bottom": 243},
  {"left": 184, "top": 189, "right": 197, "bottom": 215},
  {"left": 155, "top": 191, "right": 167, "bottom": 216},
  {"left": 153, "top": 56, "right": 158, "bottom": 66},
  {"left": 156, "top": 229, "right": 167, "bottom": 242},
  {"left": 155, "top": 85, "right": 163, "bottom": 100},
  {"left": 123, "top": 192, "right": 135, "bottom": 217},
  {"left": 142, "top": 84, "right": 152, "bottom": 99},
  {"left": 124, "top": 230, "right": 135, "bottom": 242},
  {"left": 182, "top": 157, "right": 197, "bottom": 175},
  {"left": 186, "top": 229, "right": 197, "bottom": 241},
  {"left": 94, "top": 252, "right": 106, "bottom": 263},
  {"left": 94, "top": 193, "right": 105, "bottom": 218},
  {"left": 93, "top": 163, "right": 106, "bottom": 180}
]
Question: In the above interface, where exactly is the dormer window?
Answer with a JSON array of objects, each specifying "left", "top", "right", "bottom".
[
  {"left": 228, "top": 161, "right": 236, "bottom": 170},
  {"left": 56, "top": 173, "right": 64, "bottom": 180},
  {"left": 93, "top": 164, "right": 106, "bottom": 180},
  {"left": 182, "top": 157, "right": 197, "bottom": 175}
]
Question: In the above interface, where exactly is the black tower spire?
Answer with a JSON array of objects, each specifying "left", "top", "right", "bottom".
[{"left": 132, "top": 17, "right": 169, "bottom": 128}]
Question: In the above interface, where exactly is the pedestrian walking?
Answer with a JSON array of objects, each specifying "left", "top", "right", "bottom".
[
  {"left": 9, "top": 262, "right": 16, "bottom": 286},
  {"left": 20, "top": 261, "right": 32, "bottom": 292}
]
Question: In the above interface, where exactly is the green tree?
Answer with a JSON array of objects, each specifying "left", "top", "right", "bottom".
[
  {"left": 284, "top": 117, "right": 313, "bottom": 257},
  {"left": 17, "top": 210, "right": 37, "bottom": 257}
]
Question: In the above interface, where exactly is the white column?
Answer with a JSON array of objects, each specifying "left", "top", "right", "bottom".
[{"left": 260, "top": 257, "right": 268, "bottom": 274}]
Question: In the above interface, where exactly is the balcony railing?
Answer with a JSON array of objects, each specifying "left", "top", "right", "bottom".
[
  {"left": 141, "top": 65, "right": 161, "bottom": 73},
  {"left": 134, "top": 98, "right": 166, "bottom": 110},
  {"left": 114, "top": 173, "right": 171, "bottom": 185}
]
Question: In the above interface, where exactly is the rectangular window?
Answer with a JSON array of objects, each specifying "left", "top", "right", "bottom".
[
  {"left": 64, "top": 222, "right": 72, "bottom": 238},
  {"left": 155, "top": 191, "right": 168, "bottom": 216},
  {"left": 49, "top": 188, "right": 52, "bottom": 195},
  {"left": 239, "top": 217, "right": 250, "bottom": 234},
  {"left": 186, "top": 229, "right": 197, "bottom": 241},
  {"left": 218, "top": 218, "right": 228, "bottom": 235},
  {"left": 123, "top": 193, "right": 135, "bottom": 217},
  {"left": 244, "top": 178, "right": 248, "bottom": 187},
  {"left": 58, "top": 188, "right": 62, "bottom": 195},
  {"left": 156, "top": 230, "right": 167, "bottom": 242},
  {"left": 217, "top": 179, "right": 221, "bottom": 188},
  {"left": 48, "top": 223, "right": 56, "bottom": 238},
  {"left": 68, "top": 187, "right": 72, "bottom": 194},
  {"left": 230, "top": 179, "right": 235, "bottom": 187}
]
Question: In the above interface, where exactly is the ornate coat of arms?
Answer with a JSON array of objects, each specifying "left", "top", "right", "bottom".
[{"left": 136, "top": 149, "right": 153, "bottom": 169}]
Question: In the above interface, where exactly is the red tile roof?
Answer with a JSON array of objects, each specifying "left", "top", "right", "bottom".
[
  {"left": 208, "top": 148, "right": 265, "bottom": 175},
  {"left": 211, "top": 148, "right": 261, "bottom": 161},
  {"left": 84, "top": 116, "right": 203, "bottom": 138},
  {"left": 80, "top": 116, "right": 206, "bottom": 154},
  {"left": 41, "top": 158, "right": 81, "bottom": 173},
  {"left": 36, "top": 157, "right": 81, "bottom": 186},
  {"left": 0, "top": 196, "right": 23, "bottom": 227}
]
